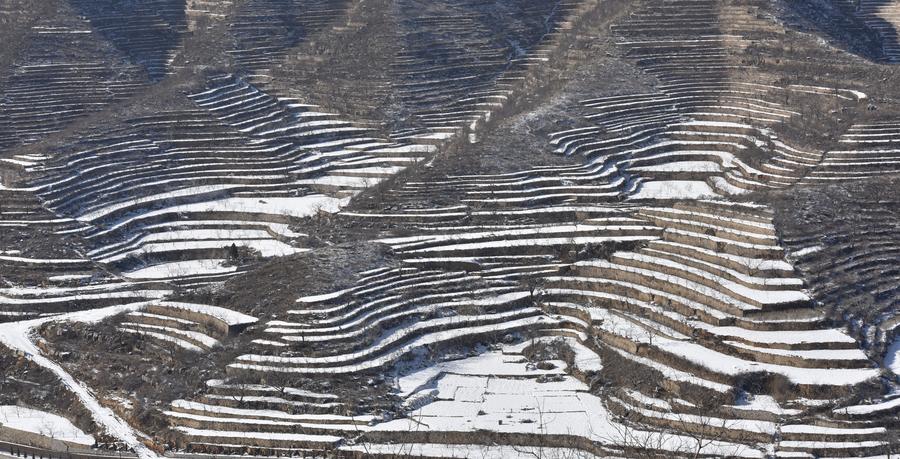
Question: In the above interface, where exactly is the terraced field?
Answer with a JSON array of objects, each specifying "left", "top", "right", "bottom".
[
  {"left": 1, "top": 0, "right": 900, "bottom": 458},
  {"left": 837, "top": 0, "right": 900, "bottom": 62}
]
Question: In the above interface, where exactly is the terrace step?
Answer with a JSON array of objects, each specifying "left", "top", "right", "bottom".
[{"left": 114, "top": 302, "right": 257, "bottom": 353}]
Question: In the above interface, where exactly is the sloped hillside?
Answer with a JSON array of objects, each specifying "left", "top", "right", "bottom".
[{"left": 2, "top": 0, "right": 900, "bottom": 458}]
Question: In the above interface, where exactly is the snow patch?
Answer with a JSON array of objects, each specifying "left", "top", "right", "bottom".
[
  {"left": 630, "top": 180, "right": 721, "bottom": 200},
  {"left": 0, "top": 405, "right": 94, "bottom": 446}
]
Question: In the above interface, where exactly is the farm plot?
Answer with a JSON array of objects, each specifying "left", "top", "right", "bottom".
[
  {"left": 801, "top": 121, "right": 900, "bottom": 183},
  {"left": 544, "top": 0, "right": 870, "bottom": 199},
  {"left": 18, "top": 75, "right": 433, "bottom": 283}
]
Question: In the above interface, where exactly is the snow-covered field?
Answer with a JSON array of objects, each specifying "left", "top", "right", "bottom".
[{"left": 0, "top": 406, "right": 94, "bottom": 446}]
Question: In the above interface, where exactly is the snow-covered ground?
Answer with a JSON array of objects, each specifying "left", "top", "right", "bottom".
[
  {"left": 0, "top": 405, "right": 94, "bottom": 446},
  {"left": 122, "top": 259, "right": 237, "bottom": 280},
  {"left": 630, "top": 180, "right": 721, "bottom": 200},
  {"left": 376, "top": 345, "right": 763, "bottom": 458},
  {"left": 0, "top": 304, "right": 161, "bottom": 459},
  {"left": 4, "top": 2, "right": 899, "bottom": 456}
]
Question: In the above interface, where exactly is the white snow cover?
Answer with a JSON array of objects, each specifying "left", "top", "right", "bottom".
[
  {"left": 630, "top": 180, "right": 721, "bottom": 200},
  {"left": 654, "top": 337, "right": 877, "bottom": 386},
  {"left": 0, "top": 405, "right": 94, "bottom": 445},
  {"left": 650, "top": 240, "right": 795, "bottom": 271},
  {"left": 630, "top": 161, "right": 722, "bottom": 172},
  {"left": 93, "top": 195, "right": 348, "bottom": 239},
  {"left": 77, "top": 185, "right": 238, "bottom": 221},
  {"left": 515, "top": 336, "right": 604, "bottom": 373},
  {"left": 169, "top": 400, "right": 372, "bottom": 423},
  {"left": 173, "top": 427, "right": 341, "bottom": 444},
  {"left": 727, "top": 395, "right": 800, "bottom": 416},
  {"left": 47, "top": 274, "right": 93, "bottom": 282},
  {"left": 100, "top": 239, "right": 303, "bottom": 264},
  {"left": 121, "top": 323, "right": 219, "bottom": 348},
  {"left": 232, "top": 314, "right": 553, "bottom": 374},
  {"left": 341, "top": 443, "right": 604, "bottom": 458},
  {"left": 791, "top": 245, "right": 823, "bottom": 258},
  {"left": 834, "top": 396, "right": 900, "bottom": 416},
  {"left": 204, "top": 380, "right": 339, "bottom": 399},
  {"left": 380, "top": 346, "right": 761, "bottom": 458},
  {"left": 885, "top": 337, "right": 900, "bottom": 377},
  {"left": 396, "top": 349, "right": 566, "bottom": 398},
  {"left": 296, "top": 288, "right": 354, "bottom": 304},
  {"left": 154, "top": 301, "right": 258, "bottom": 327},
  {"left": 0, "top": 255, "right": 88, "bottom": 265},
  {"left": 122, "top": 259, "right": 237, "bottom": 279},
  {"left": 780, "top": 424, "right": 884, "bottom": 435},
  {"left": 697, "top": 325, "right": 856, "bottom": 346},
  {"left": 608, "top": 251, "right": 809, "bottom": 305},
  {"left": 0, "top": 303, "right": 162, "bottom": 459},
  {"left": 119, "top": 328, "right": 204, "bottom": 352}
]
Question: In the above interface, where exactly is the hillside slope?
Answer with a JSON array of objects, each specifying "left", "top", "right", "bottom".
[{"left": 2, "top": 0, "right": 900, "bottom": 457}]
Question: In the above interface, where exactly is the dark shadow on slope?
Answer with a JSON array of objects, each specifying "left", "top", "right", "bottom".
[
  {"left": 0, "top": 7, "right": 146, "bottom": 154},
  {"left": 69, "top": 0, "right": 187, "bottom": 81},
  {"left": 228, "top": 0, "right": 352, "bottom": 73},
  {"left": 775, "top": 0, "right": 887, "bottom": 62},
  {"left": 470, "top": 0, "right": 564, "bottom": 59},
  {"left": 857, "top": 0, "right": 900, "bottom": 62},
  {"left": 393, "top": 0, "right": 564, "bottom": 129}
]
